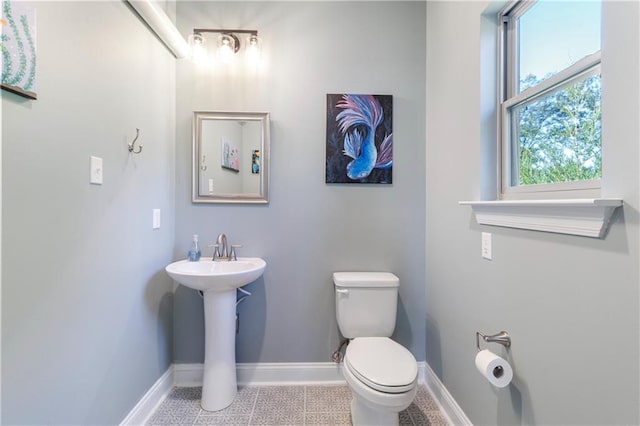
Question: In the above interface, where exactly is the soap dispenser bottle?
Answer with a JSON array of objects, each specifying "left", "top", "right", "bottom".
[{"left": 188, "top": 234, "right": 201, "bottom": 261}]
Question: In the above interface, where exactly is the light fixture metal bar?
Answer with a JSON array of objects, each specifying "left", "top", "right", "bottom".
[
  {"left": 193, "top": 29, "right": 258, "bottom": 36},
  {"left": 190, "top": 28, "right": 259, "bottom": 55}
]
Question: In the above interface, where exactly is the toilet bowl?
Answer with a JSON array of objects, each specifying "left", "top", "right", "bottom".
[
  {"left": 333, "top": 272, "right": 418, "bottom": 425},
  {"left": 342, "top": 337, "right": 417, "bottom": 425}
]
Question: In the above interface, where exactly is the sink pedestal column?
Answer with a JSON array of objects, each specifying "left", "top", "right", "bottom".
[{"left": 201, "top": 290, "right": 237, "bottom": 411}]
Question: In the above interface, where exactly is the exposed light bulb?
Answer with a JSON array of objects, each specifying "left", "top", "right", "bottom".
[
  {"left": 218, "top": 35, "right": 236, "bottom": 64},
  {"left": 188, "top": 33, "right": 208, "bottom": 65},
  {"left": 245, "top": 34, "right": 261, "bottom": 66}
]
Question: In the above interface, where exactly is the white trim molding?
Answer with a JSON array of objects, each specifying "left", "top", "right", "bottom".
[
  {"left": 120, "top": 366, "right": 174, "bottom": 426},
  {"left": 423, "top": 363, "right": 473, "bottom": 426},
  {"left": 174, "top": 362, "right": 346, "bottom": 387},
  {"left": 127, "top": 0, "right": 189, "bottom": 58},
  {"left": 172, "top": 363, "right": 205, "bottom": 387},
  {"left": 459, "top": 198, "right": 623, "bottom": 238},
  {"left": 174, "top": 362, "right": 431, "bottom": 387}
]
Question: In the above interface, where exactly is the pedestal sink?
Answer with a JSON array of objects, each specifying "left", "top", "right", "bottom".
[{"left": 165, "top": 257, "right": 266, "bottom": 411}]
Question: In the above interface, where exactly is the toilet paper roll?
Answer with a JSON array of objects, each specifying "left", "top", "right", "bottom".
[{"left": 475, "top": 349, "right": 513, "bottom": 388}]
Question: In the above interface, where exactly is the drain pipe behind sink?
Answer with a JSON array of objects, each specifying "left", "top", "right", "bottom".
[{"left": 235, "top": 287, "right": 252, "bottom": 334}]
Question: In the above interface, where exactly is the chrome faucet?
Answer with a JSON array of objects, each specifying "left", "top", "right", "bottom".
[
  {"left": 214, "top": 233, "right": 228, "bottom": 260},
  {"left": 211, "top": 233, "right": 241, "bottom": 261}
]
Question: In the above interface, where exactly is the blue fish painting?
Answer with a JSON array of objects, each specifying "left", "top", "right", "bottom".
[{"left": 326, "top": 94, "right": 392, "bottom": 183}]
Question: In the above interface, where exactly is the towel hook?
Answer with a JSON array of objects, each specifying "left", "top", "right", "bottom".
[
  {"left": 476, "top": 331, "right": 511, "bottom": 352},
  {"left": 201, "top": 155, "right": 208, "bottom": 171},
  {"left": 128, "top": 128, "right": 143, "bottom": 154}
]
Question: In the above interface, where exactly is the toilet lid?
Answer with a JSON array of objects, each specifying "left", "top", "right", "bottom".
[{"left": 345, "top": 337, "right": 418, "bottom": 393}]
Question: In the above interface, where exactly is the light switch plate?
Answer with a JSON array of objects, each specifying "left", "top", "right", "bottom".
[
  {"left": 90, "top": 156, "right": 103, "bottom": 185},
  {"left": 152, "top": 209, "right": 161, "bottom": 229},
  {"left": 481, "top": 232, "right": 492, "bottom": 260}
]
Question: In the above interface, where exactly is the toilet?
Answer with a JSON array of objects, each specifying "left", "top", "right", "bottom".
[{"left": 333, "top": 272, "right": 418, "bottom": 426}]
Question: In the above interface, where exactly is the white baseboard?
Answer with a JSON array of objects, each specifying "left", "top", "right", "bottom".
[
  {"left": 120, "top": 366, "right": 174, "bottom": 426},
  {"left": 417, "top": 361, "right": 427, "bottom": 384},
  {"left": 174, "top": 362, "right": 346, "bottom": 386},
  {"left": 123, "top": 361, "right": 469, "bottom": 426},
  {"left": 423, "top": 362, "right": 472, "bottom": 426},
  {"left": 172, "top": 363, "right": 205, "bottom": 387},
  {"left": 175, "top": 362, "right": 429, "bottom": 387},
  {"left": 238, "top": 362, "right": 346, "bottom": 385}
]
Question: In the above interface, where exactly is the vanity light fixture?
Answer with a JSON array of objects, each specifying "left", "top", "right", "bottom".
[{"left": 188, "top": 29, "right": 261, "bottom": 65}]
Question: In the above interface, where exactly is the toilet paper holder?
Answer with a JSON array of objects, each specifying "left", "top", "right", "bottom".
[{"left": 476, "top": 331, "right": 511, "bottom": 352}]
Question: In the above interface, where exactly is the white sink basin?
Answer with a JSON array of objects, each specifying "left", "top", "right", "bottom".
[
  {"left": 165, "top": 256, "right": 266, "bottom": 411},
  {"left": 165, "top": 257, "right": 266, "bottom": 292}
]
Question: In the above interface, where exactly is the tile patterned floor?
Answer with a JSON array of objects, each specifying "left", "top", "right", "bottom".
[{"left": 146, "top": 384, "right": 449, "bottom": 425}]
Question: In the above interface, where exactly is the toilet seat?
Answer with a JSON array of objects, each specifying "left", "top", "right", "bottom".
[{"left": 345, "top": 337, "right": 417, "bottom": 394}]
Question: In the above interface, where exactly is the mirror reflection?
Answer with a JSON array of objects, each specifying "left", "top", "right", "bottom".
[{"left": 193, "top": 111, "right": 270, "bottom": 204}]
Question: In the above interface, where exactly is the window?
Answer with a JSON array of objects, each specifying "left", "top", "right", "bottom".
[{"left": 499, "top": 0, "right": 602, "bottom": 199}]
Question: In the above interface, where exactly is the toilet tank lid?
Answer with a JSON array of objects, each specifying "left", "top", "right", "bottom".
[{"left": 333, "top": 272, "right": 399, "bottom": 288}]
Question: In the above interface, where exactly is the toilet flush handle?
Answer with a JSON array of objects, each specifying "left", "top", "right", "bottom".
[{"left": 336, "top": 288, "right": 349, "bottom": 295}]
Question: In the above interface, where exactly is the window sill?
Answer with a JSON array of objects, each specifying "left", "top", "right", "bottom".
[{"left": 459, "top": 199, "right": 623, "bottom": 238}]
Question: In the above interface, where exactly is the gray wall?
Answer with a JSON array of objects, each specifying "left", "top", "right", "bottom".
[
  {"left": 174, "top": 2, "right": 427, "bottom": 364},
  {"left": 2, "top": 2, "right": 176, "bottom": 424},
  {"left": 5, "top": 2, "right": 634, "bottom": 425},
  {"left": 426, "top": 1, "right": 639, "bottom": 425}
]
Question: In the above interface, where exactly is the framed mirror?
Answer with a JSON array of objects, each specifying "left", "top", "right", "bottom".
[{"left": 192, "top": 111, "right": 270, "bottom": 204}]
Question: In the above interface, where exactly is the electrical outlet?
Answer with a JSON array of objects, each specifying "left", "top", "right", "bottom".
[{"left": 481, "top": 232, "right": 492, "bottom": 260}]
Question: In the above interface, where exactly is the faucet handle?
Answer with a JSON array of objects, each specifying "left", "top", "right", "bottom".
[
  {"left": 208, "top": 244, "right": 220, "bottom": 259},
  {"left": 230, "top": 244, "right": 242, "bottom": 261}
]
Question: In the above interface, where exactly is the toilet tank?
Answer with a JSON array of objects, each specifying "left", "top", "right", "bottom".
[{"left": 333, "top": 272, "right": 399, "bottom": 338}]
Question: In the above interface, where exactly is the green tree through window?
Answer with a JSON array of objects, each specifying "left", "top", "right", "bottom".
[
  {"left": 516, "top": 73, "right": 601, "bottom": 185},
  {"left": 501, "top": 0, "right": 601, "bottom": 196}
]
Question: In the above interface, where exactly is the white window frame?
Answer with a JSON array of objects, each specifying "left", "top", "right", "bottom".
[
  {"left": 498, "top": 0, "right": 602, "bottom": 200},
  {"left": 460, "top": 0, "right": 622, "bottom": 239}
]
